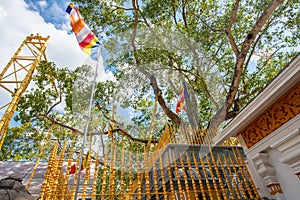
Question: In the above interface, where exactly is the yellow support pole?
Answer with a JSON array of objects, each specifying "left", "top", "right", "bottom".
[{"left": 0, "top": 34, "right": 50, "bottom": 149}]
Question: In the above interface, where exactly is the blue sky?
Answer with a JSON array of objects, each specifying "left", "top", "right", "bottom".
[{"left": 24, "top": 0, "right": 68, "bottom": 30}]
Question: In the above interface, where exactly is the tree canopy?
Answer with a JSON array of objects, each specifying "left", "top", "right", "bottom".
[
  {"left": 1, "top": 0, "right": 299, "bottom": 160},
  {"left": 75, "top": 0, "right": 299, "bottom": 129}
]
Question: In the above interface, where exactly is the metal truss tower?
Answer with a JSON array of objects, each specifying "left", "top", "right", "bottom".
[{"left": 0, "top": 34, "right": 50, "bottom": 149}]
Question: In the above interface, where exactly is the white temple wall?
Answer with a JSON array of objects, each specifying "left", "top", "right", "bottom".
[{"left": 244, "top": 114, "right": 300, "bottom": 200}]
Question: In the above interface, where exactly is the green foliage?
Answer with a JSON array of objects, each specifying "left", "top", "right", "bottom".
[
  {"left": 0, "top": 122, "right": 45, "bottom": 161},
  {"left": 72, "top": 0, "right": 299, "bottom": 127},
  {"left": 2, "top": 62, "right": 99, "bottom": 160},
  {"left": 15, "top": 61, "right": 75, "bottom": 123}
]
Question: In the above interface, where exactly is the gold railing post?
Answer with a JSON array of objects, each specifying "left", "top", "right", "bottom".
[
  {"left": 126, "top": 153, "right": 134, "bottom": 199},
  {"left": 210, "top": 150, "right": 228, "bottom": 200},
  {"left": 100, "top": 153, "right": 108, "bottom": 200},
  {"left": 166, "top": 150, "right": 176, "bottom": 199},
  {"left": 172, "top": 151, "right": 184, "bottom": 199},
  {"left": 120, "top": 140, "right": 126, "bottom": 199},
  {"left": 236, "top": 148, "right": 261, "bottom": 198},
  {"left": 151, "top": 152, "right": 160, "bottom": 199},
  {"left": 192, "top": 152, "right": 206, "bottom": 200},
  {"left": 179, "top": 154, "right": 191, "bottom": 199},
  {"left": 223, "top": 154, "right": 241, "bottom": 199},
  {"left": 228, "top": 154, "right": 247, "bottom": 198},
  {"left": 232, "top": 148, "right": 254, "bottom": 198},
  {"left": 143, "top": 148, "right": 151, "bottom": 199},
  {"left": 159, "top": 154, "right": 168, "bottom": 198},
  {"left": 26, "top": 123, "right": 54, "bottom": 190},
  {"left": 91, "top": 151, "right": 99, "bottom": 200},
  {"left": 185, "top": 151, "right": 198, "bottom": 199},
  {"left": 108, "top": 142, "right": 117, "bottom": 200},
  {"left": 206, "top": 153, "right": 221, "bottom": 200},
  {"left": 40, "top": 142, "right": 58, "bottom": 200},
  {"left": 199, "top": 154, "right": 213, "bottom": 199},
  {"left": 217, "top": 155, "right": 235, "bottom": 199}
]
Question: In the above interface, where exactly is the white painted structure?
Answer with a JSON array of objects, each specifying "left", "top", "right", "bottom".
[{"left": 214, "top": 54, "right": 300, "bottom": 200}]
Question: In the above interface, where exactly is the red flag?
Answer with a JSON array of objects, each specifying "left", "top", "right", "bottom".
[
  {"left": 69, "top": 163, "right": 76, "bottom": 174},
  {"left": 68, "top": 156, "right": 87, "bottom": 174},
  {"left": 176, "top": 81, "right": 189, "bottom": 113}
]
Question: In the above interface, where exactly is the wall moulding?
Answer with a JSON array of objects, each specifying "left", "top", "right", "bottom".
[{"left": 239, "top": 83, "right": 300, "bottom": 148}]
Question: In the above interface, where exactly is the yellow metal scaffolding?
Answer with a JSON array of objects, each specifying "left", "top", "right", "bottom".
[{"left": 0, "top": 34, "right": 50, "bottom": 149}]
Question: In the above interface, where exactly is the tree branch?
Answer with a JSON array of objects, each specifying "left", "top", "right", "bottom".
[
  {"left": 149, "top": 74, "right": 181, "bottom": 126},
  {"left": 39, "top": 114, "right": 158, "bottom": 144},
  {"left": 199, "top": 17, "right": 226, "bottom": 33},
  {"left": 102, "top": 128, "right": 158, "bottom": 144},
  {"left": 226, "top": 0, "right": 240, "bottom": 57},
  {"left": 228, "top": 0, "right": 284, "bottom": 108},
  {"left": 46, "top": 92, "right": 62, "bottom": 115},
  {"left": 130, "top": 0, "right": 182, "bottom": 127},
  {"left": 182, "top": 0, "right": 188, "bottom": 29},
  {"left": 111, "top": 6, "right": 134, "bottom": 12},
  {"left": 179, "top": 36, "right": 220, "bottom": 109},
  {"left": 138, "top": 9, "right": 151, "bottom": 27},
  {"left": 95, "top": 101, "right": 123, "bottom": 126}
]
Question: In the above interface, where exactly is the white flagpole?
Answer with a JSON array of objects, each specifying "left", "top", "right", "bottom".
[{"left": 74, "top": 47, "right": 101, "bottom": 200}]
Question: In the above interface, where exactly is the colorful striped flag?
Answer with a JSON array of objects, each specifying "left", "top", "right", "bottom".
[
  {"left": 176, "top": 80, "right": 189, "bottom": 113},
  {"left": 66, "top": 3, "right": 100, "bottom": 60}
]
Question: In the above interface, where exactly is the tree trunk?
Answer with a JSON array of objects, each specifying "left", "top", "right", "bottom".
[{"left": 208, "top": 0, "right": 284, "bottom": 131}]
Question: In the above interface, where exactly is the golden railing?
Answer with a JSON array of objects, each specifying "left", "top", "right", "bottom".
[
  {"left": 36, "top": 127, "right": 260, "bottom": 200},
  {"left": 153, "top": 124, "right": 240, "bottom": 152}
]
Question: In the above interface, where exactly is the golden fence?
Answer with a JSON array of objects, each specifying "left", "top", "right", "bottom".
[
  {"left": 37, "top": 126, "right": 260, "bottom": 200},
  {"left": 153, "top": 124, "right": 240, "bottom": 152}
]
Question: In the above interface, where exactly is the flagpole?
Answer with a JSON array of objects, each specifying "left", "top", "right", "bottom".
[{"left": 74, "top": 48, "right": 101, "bottom": 200}]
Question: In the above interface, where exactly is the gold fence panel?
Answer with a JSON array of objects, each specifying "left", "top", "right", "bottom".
[{"left": 39, "top": 128, "right": 261, "bottom": 200}]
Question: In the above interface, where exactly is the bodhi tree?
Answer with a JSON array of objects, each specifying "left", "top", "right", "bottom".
[
  {"left": 74, "top": 0, "right": 299, "bottom": 131},
  {"left": 1, "top": 0, "right": 300, "bottom": 160}
]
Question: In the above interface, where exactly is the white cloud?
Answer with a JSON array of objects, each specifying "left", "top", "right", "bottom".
[
  {"left": 0, "top": 6, "right": 7, "bottom": 17},
  {"left": 100, "top": 70, "right": 116, "bottom": 82},
  {"left": 38, "top": 1, "right": 47, "bottom": 9},
  {"left": 0, "top": 0, "right": 88, "bottom": 70},
  {"left": 0, "top": 0, "right": 115, "bottom": 120}
]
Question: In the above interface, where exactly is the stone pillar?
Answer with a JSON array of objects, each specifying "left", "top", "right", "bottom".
[
  {"left": 271, "top": 128, "right": 300, "bottom": 181},
  {"left": 253, "top": 153, "right": 286, "bottom": 200}
]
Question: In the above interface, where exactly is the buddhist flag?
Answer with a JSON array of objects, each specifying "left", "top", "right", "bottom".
[
  {"left": 176, "top": 80, "right": 189, "bottom": 113},
  {"left": 66, "top": 3, "right": 100, "bottom": 60}
]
